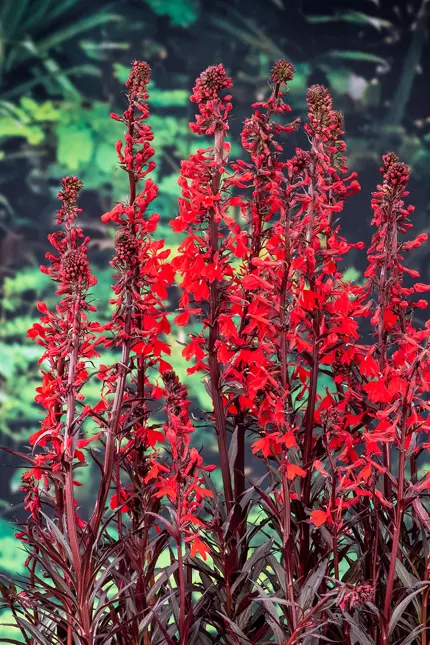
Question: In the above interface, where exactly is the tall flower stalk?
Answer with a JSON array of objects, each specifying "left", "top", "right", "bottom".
[
  {"left": 4, "top": 59, "right": 430, "bottom": 645},
  {"left": 171, "top": 64, "right": 234, "bottom": 508}
]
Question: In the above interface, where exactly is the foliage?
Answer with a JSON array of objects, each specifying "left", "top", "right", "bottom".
[
  {"left": 2, "top": 59, "right": 430, "bottom": 645},
  {"left": 142, "top": 0, "right": 200, "bottom": 28},
  {"left": 0, "top": 0, "right": 119, "bottom": 98}
]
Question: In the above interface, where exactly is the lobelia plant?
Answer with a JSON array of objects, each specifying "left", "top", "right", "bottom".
[{"left": 1, "top": 59, "right": 430, "bottom": 645}]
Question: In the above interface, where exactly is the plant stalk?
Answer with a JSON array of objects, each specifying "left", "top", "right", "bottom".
[{"left": 208, "top": 124, "right": 233, "bottom": 508}]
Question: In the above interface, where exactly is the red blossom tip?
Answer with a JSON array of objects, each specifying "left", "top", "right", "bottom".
[
  {"left": 191, "top": 64, "right": 232, "bottom": 103},
  {"left": 126, "top": 60, "right": 151, "bottom": 97},
  {"left": 60, "top": 249, "right": 90, "bottom": 285},
  {"left": 307, "top": 84, "right": 332, "bottom": 111},
  {"left": 288, "top": 149, "right": 312, "bottom": 176},
  {"left": 58, "top": 176, "right": 83, "bottom": 203},
  {"left": 380, "top": 152, "right": 399, "bottom": 175},
  {"left": 306, "top": 85, "right": 345, "bottom": 145},
  {"left": 270, "top": 59, "right": 295, "bottom": 85},
  {"left": 383, "top": 160, "right": 410, "bottom": 189}
]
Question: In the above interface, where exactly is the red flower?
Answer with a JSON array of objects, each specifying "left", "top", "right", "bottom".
[
  {"left": 363, "top": 380, "right": 392, "bottom": 404},
  {"left": 189, "top": 536, "right": 210, "bottom": 560},
  {"left": 110, "top": 487, "right": 132, "bottom": 513},
  {"left": 285, "top": 463, "right": 307, "bottom": 480},
  {"left": 309, "top": 509, "right": 332, "bottom": 527}
]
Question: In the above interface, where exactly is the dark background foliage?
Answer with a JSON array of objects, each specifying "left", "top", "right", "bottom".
[{"left": 0, "top": 0, "right": 429, "bottom": 638}]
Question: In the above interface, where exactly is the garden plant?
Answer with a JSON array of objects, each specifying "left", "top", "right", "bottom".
[{"left": 1, "top": 59, "right": 430, "bottom": 645}]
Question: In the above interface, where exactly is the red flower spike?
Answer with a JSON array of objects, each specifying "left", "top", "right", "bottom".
[{"left": 13, "top": 61, "right": 430, "bottom": 644}]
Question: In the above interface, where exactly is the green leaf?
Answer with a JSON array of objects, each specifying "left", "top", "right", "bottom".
[
  {"left": 321, "top": 50, "right": 389, "bottom": 70},
  {"left": 113, "top": 62, "right": 130, "bottom": 84},
  {"left": 79, "top": 40, "right": 129, "bottom": 61},
  {"left": 95, "top": 142, "right": 117, "bottom": 174},
  {"left": 143, "top": 0, "right": 200, "bottom": 27},
  {"left": 0, "top": 115, "right": 44, "bottom": 145},
  {"left": 56, "top": 121, "right": 94, "bottom": 171},
  {"left": 306, "top": 10, "right": 393, "bottom": 31},
  {"left": 36, "top": 13, "right": 122, "bottom": 54},
  {"left": 148, "top": 85, "right": 189, "bottom": 108}
]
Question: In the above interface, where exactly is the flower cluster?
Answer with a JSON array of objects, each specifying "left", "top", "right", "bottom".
[
  {"left": 270, "top": 59, "right": 295, "bottom": 85},
  {"left": 27, "top": 177, "right": 99, "bottom": 466},
  {"left": 9, "top": 59, "right": 430, "bottom": 645},
  {"left": 157, "top": 370, "right": 215, "bottom": 559},
  {"left": 189, "top": 63, "right": 233, "bottom": 135}
]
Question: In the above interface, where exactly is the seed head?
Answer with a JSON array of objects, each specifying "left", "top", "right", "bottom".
[
  {"left": 321, "top": 408, "right": 344, "bottom": 432},
  {"left": 306, "top": 85, "right": 343, "bottom": 139}
]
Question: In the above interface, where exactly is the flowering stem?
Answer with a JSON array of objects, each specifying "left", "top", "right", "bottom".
[
  {"left": 64, "top": 312, "right": 81, "bottom": 568},
  {"left": 300, "top": 311, "right": 320, "bottom": 573},
  {"left": 90, "top": 93, "right": 141, "bottom": 536},
  {"left": 209, "top": 125, "right": 233, "bottom": 509},
  {"left": 233, "top": 413, "right": 246, "bottom": 508},
  {"left": 91, "top": 299, "right": 132, "bottom": 535},
  {"left": 127, "top": 109, "right": 146, "bottom": 402},
  {"left": 62, "top": 239, "right": 91, "bottom": 638},
  {"left": 326, "top": 438, "right": 340, "bottom": 580},
  {"left": 382, "top": 395, "right": 410, "bottom": 639},
  {"left": 300, "top": 157, "right": 320, "bottom": 577},
  {"left": 376, "top": 211, "right": 396, "bottom": 499},
  {"left": 279, "top": 203, "right": 297, "bottom": 629},
  {"left": 383, "top": 353, "right": 426, "bottom": 635}
]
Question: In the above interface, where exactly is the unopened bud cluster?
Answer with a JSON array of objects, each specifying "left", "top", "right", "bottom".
[
  {"left": 126, "top": 60, "right": 151, "bottom": 98},
  {"left": 114, "top": 229, "right": 139, "bottom": 265},
  {"left": 60, "top": 249, "right": 90, "bottom": 284},
  {"left": 270, "top": 59, "right": 295, "bottom": 85}
]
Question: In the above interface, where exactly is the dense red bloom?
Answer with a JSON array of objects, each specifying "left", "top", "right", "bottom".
[
  {"left": 189, "top": 64, "right": 232, "bottom": 135},
  {"left": 27, "top": 177, "right": 100, "bottom": 472},
  {"left": 190, "top": 64, "right": 232, "bottom": 102},
  {"left": 126, "top": 60, "right": 151, "bottom": 98},
  {"left": 12, "top": 60, "right": 430, "bottom": 645}
]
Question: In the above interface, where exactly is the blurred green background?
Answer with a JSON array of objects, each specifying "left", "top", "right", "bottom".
[{"left": 1, "top": 0, "right": 430, "bottom": 638}]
